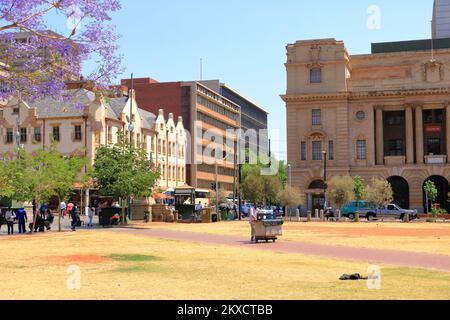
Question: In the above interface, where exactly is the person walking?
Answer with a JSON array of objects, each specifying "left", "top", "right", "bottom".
[
  {"left": 71, "top": 205, "right": 80, "bottom": 231},
  {"left": 87, "top": 206, "right": 95, "bottom": 228},
  {"left": 16, "top": 208, "right": 28, "bottom": 234},
  {"left": 249, "top": 203, "right": 258, "bottom": 242},
  {"left": 67, "top": 202, "right": 74, "bottom": 219},
  {"left": 195, "top": 201, "right": 203, "bottom": 222},
  {"left": 60, "top": 201, "right": 67, "bottom": 219},
  {"left": 5, "top": 208, "right": 16, "bottom": 235}
]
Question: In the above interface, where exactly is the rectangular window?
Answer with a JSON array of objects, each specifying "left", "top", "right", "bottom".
[
  {"left": 312, "top": 141, "right": 323, "bottom": 161},
  {"left": 357, "top": 140, "right": 367, "bottom": 160},
  {"left": 301, "top": 142, "right": 307, "bottom": 161},
  {"left": 6, "top": 128, "right": 13, "bottom": 144},
  {"left": 387, "top": 139, "right": 404, "bottom": 156},
  {"left": 52, "top": 126, "right": 60, "bottom": 142},
  {"left": 312, "top": 109, "right": 321, "bottom": 126},
  {"left": 427, "top": 138, "right": 441, "bottom": 155},
  {"left": 107, "top": 126, "right": 113, "bottom": 144},
  {"left": 20, "top": 128, "right": 27, "bottom": 143},
  {"left": 310, "top": 68, "right": 322, "bottom": 83},
  {"left": 12, "top": 108, "right": 19, "bottom": 115},
  {"left": 74, "top": 125, "right": 82, "bottom": 141},
  {"left": 34, "top": 127, "right": 41, "bottom": 142},
  {"left": 328, "top": 140, "right": 334, "bottom": 160}
]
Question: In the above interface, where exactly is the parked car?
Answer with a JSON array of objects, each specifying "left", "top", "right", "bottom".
[{"left": 341, "top": 201, "right": 417, "bottom": 221}]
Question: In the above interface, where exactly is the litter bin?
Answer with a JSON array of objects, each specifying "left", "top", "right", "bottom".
[{"left": 212, "top": 213, "right": 218, "bottom": 223}]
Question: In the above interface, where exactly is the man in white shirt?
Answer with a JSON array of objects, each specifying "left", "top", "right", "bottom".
[
  {"left": 60, "top": 201, "right": 67, "bottom": 219},
  {"left": 249, "top": 204, "right": 258, "bottom": 242}
]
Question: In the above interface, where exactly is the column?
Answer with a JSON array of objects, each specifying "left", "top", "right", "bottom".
[
  {"left": 405, "top": 104, "right": 414, "bottom": 164},
  {"left": 375, "top": 105, "right": 384, "bottom": 165},
  {"left": 415, "top": 105, "right": 424, "bottom": 164},
  {"left": 446, "top": 103, "right": 450, "bottom": 163}
]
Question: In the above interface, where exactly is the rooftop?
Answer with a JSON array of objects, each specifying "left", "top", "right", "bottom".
[{"left": 371, "top": 38, "right": 450, "bottom": 54}]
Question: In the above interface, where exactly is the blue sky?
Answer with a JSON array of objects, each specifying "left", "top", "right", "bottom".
[{"left": 91, "top": 1, "right": 434, "bottom": 160}]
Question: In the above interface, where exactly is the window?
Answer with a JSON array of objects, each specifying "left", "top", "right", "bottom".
[
  {"left": 356, "top": 111, "right": 366, "bottom": 121},
  {"left": 34, "top": 127, "right": 41, "bottom": 142},
  {"left": 0, "top": 80, "right": 7, "bottom": 93},
  {"left": 12, "top": 108, "right": 19, "bottom": 115},
  {"left": 310, "top": 68, "right": 322, "bottom": 83},
  {"left": 6, "top": 128, "right": 13, "bottom": 144},
  {"left": 427, "top": 138, "right": 441, "bottom": 155},
  {"left": 74, "top": 125, "right": 82, "bottom": 141},
  {"left": 387, "top": 139, "right": 404, "bottom": 156},
  {"left": 385, "top": 111, "right": 404, "bottom": 126},
  {"left": 312, "top": 141, "right": 323, "bottom": 161},
  {"left": 312, "top": 109, "right": 321, "bottom": 126},
  {"left": 107, "top": 126, "right": 113, "bottom": 144},
  {"left": 356, "top": 140, "right": 367, "bottom": 160},
  {"left": 52, "top": 126, "right": 60, "bottom": 142},
  {"left": 328, "top": 140, "right": 334, "bottom": 160},
  {"left": 20, "top": 128, "right": 27, "bottom": 143},
  {"left": 301, "top": 142, "right": 307, "bottom": 161},
  {"left": 424, "top": 109, "right": 444, "bottom": 124}
]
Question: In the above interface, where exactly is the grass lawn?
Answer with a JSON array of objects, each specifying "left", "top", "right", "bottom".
[
  {"left": 141, "top": 221, "right": 450, "bottom": 256},
  {"left": 0, "top": 229, "right": 449, "bottom": 300}
]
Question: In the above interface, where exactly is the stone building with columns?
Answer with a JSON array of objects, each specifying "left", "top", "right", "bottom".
[{"left": 282, "top": 38, "right": 450, "bottom": 213}]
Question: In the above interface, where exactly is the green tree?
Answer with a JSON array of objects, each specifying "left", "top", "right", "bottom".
[
  {"left": 424, "top": 180, "right": 438, "bottom": 215},
  {"left": 365, "top": 178, "right": 393, "bottom": 209},
  {"left": 241, "top": 166, "right": 264, "bottom": 204},
  {"left": 353, "top": 176, "right": 365, "bottom": 201},
  {"left": 0, "top": 146, "right": 88, "bottom": 232},
  {"left": 278, "top": 185, "right": 303, "bottom": 208},
  {"left": 327, "top": 176, "right": 355, "bottom": 211},
  {"left": 93, "top": 132, "right": 160, "bottom": 224},
  {"left": 263, "top": 174, "right": 282, "bottom": 205}
]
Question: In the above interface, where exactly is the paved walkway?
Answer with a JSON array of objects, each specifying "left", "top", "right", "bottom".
[{"left": 119, "top": 228, "right": 450, "bottom": 273}]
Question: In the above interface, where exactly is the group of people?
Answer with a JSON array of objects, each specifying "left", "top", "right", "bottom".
[
  {"left": 60, "top": 201, "right": 95, "bottom": 231},
  {"left": 0, "top": 208, "right": 28, "bottom": 235}
]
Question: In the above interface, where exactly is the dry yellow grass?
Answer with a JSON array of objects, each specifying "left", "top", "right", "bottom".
[
  {"left": 0, "top": 230, "right": 449, "bottom": 300},
  {"left": 141, "top": 221, "right": 450, "bottom": 256}
]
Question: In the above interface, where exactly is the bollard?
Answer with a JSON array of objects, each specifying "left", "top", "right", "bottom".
[
  {"left": 355, "top": 211, "right": 360, "bottom": 222},
  {"left": 295, "top": 209, "right": 300, "bottom": 222},
  {"left": 315, "top": 209, "right": 319, "bottom": 219},
  {"left": 307, "top": 211, "right": 312, "bottom": 222},
  {"left": 320, "top": 210, "right": 324, "bottom": 221}
]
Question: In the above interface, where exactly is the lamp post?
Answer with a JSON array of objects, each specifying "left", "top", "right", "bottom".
[{"left": 322, "top": 150, "right": 328, "bottom": 210}]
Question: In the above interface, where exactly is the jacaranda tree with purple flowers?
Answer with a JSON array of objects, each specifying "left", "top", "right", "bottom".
[{"left": 0, "top": 0, "right": 122, "bottom": 105}]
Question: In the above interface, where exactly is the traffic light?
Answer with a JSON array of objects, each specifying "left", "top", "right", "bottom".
[{"left": 211, "top": 183, "right": 217, "bottom": 191}]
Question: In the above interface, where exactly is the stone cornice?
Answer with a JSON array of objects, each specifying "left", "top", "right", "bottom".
[{"left": 282, "top": 87, "right": 450, "bottom": 103}]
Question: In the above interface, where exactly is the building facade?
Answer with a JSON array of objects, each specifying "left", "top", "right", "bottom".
[
  {"left": 121, "top": 78, "right": 241, "bottom": 196},
  {"left": 0, "top": 89, "right": 187, "bottom": 194},
  {"left": 282, "top": 38, "right": 450, "bottom": 213},
  {"left": 218, "top": 83, "right": 269, "bottom": 158},
  {"left": 433, "top": 0, "right": 450, "bottom": 39}
]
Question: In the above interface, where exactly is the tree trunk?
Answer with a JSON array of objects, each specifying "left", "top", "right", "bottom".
[
  {"left": 58, "top": 196, "right": 61, "bottom": 232},
  {"left": 121, "top": 197, "right": 126, "bottom": 225},
  {"left": 32, "top": 201, "right": 39, "bottom": 233}
]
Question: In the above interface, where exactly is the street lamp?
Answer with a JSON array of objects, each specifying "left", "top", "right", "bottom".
[{"left": 322, "top": 150, "right": 328, "bottom": 210}]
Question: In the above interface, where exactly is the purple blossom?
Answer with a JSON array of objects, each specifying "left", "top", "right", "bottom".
[{"left": 0, "top": 0, "right": 122, "bottom": 107}]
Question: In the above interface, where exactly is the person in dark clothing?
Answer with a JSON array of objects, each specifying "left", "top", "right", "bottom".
[
  {"left": 16, "top": 208, "right": 28, "bottom": 234},
  {"left": 71, "top": 205, "right": 80, "bottom": 231}
]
